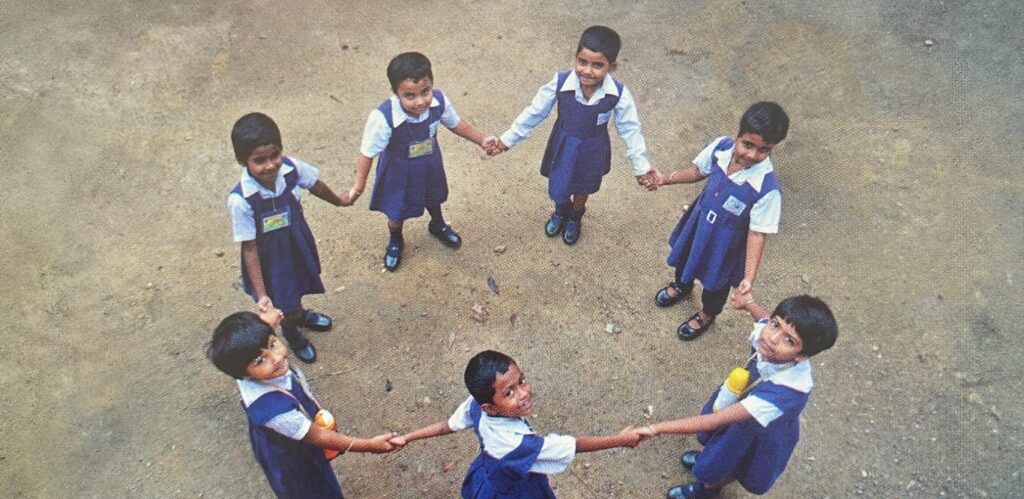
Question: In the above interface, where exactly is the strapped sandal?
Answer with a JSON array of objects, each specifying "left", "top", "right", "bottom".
[
  {"left": 677, "top": 312, "right": 715, "bottom": 341},
  {"left": 655, "top": 282, "right": 688, "bottom": 307}
]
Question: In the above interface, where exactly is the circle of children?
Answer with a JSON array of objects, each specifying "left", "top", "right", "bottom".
[{"left": 207, "top": 26, "right": 839, "bottom": 499}]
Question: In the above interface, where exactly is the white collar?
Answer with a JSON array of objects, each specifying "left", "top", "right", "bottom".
[
  {"left": 389, "top": 93, "right": 441, "bottom": 127},
  {"left": 238, "top": 161, "right": 295, "bottom": 198},
  {"left": 237, "top": 370, "right": 294, "bottom": 406},
  {"left": 559, "top": 71, "right": 620, "bottom": 103},
  {"left": 712, "top": 139, "right": 774, "bottom": 192},
  {"left": 477, "top": 411, "right": 535, "bottom": 459}
]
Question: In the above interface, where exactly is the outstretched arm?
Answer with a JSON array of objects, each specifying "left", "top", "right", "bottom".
[
  {"left": 389, "top": 420, "right": 455, "bottom": 449},
  {"left": 449, "top": 120, "right": 497, "bottom": 151},
  {"left": 639, "top": 401, "right": 753, "bottom": 438},
  {"left": 309, "top": 180, "right": 345, "bottom": 206},
  {"left": 656, "top": 164, "right": 705, "bottom": 186},
  {"left": 574, "top": 425, "right": 643, "bottom": 453},
  {"left": 730, "top": 290, "right": 771, "bottom": 322},
  {"left": 302, "top": 424, "right": 398, "bottom": 454},
  {"left": 340, "top": 154, "right": 374, "bottom": 206}
]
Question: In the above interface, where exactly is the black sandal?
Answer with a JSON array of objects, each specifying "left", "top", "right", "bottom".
[
  {"left": 655, "top": 282, "right": 688, "bottom": 307},
  {"left": 677, "top": 312, "right": 715, "bottom": 341}
]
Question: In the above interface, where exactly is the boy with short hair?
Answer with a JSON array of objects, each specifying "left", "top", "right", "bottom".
[
  {"left": 390, "top": 350, "right": 644, "bottom": 497},
  {"left": 637, "top": 293, "right": 839, "bottom": 498}
]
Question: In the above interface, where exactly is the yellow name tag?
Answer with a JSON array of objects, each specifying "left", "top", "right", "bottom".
[
  {"left": 262, "top": 206, "right": 291, "bottom": 233},
  {"left": 408, "top": 139, "right": 434, "bottom": 158}
]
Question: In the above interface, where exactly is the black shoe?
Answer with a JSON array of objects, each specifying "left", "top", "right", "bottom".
[
  {"left": 384, "top": 242, "right": 402, "bottom": 271},
  {"left": 666, "top": 482, "right": 718, "bottom": 499},
  {"left": 562, "top": 217, "right": 581, "bottom": 245},
  {"left": 655, "top": 282, "right": 688, "bottom": 307},
  {"left": 680, "top": 450, "right": 700, "bottom": 470},
  {"left": 544, "top": 212, "right": 566, "bottom": 237},
  {"left": 283, "top": 328, "right": 317, "bottom": 363},
  {"left": 428, "top": 222, "right": 462, "bottom": 248},
  {"left": 677, "top": 312, "right": 715, "bottom": 341},
  {"left": 301, "top": 310, "right": 333, "bottom": 332}
]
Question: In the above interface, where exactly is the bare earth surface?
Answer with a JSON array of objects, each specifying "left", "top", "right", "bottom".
[{"left": 2, "top": 1, "right": 1022, "bottom": 497}]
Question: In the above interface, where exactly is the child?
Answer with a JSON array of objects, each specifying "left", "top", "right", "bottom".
[
  {"left": 206, "top": 311, "right": 398, "bottom": 498},
  {"left": 228, "top": 112, "right": 349, "bottom": 363},
  {"left": 343, "top": 52, "right": 498, "bottom": 271},
  {"left": 488, "top": 25, "right": 658, "bottom": 245},
  {"left": 651, "top": 102, "right": 789, "bottom": 341},
  {"left": 388, "top": 350, "right": 643, "bottom": 497},
  {"left": 637, "top": 294, "right": 838, "bottom": 498}
]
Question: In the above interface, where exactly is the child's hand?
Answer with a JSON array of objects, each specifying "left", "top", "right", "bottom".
[
  {"left": 366, "top": 432, "right": 399, "bottom": 453},
  {"left": 636, "top": 424, "right": 658, "bottom": 440},
  {"left": 388, "top": 434, "right": 408, "bottom": 450},
  {"left": 618, "top": 425, "right": 643, "bottom": 448},
  {"left": 486, "top": 139, "right": 508, "bottom": 157},
  {"left": 636, "top": 169, "right": 660, "bottom": 191},
  {"left": 737, "top": 278, "right": 754, "bottom": 295},
  {"left": 339, "top": 188, "right": 361, "bottom": 207},
  {"left": 258, "top": 307, "right": 284, "bottom": 328},
  {"left": 730, "top": 289, "right": 755, "bottom": 310}
]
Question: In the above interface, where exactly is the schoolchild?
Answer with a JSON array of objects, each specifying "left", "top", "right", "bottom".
[
  {"left": 207, "top": 311, "right": 397, "bottom": 498},
  {"left": 344, "top": 52, "right": 498, "bottom": 271},
  {"left": 228, "top": 112, "right": 348, "bottom": 362},
  {"left": 388, "top": 350, "right": 643, "bottom": 497},
  {"left": 637, "top": 294, "right": 838, "bottom": 498},
  {"left": 488, "top": 25, "right": 658, "bottom": 245},
  {"left": 651, "top": 102, "right": 789, "bottom": 340}
]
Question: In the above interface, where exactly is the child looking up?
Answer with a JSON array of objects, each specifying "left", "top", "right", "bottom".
[
  {"left": 637, "top": 294, "right": 838, "bottom": 498},
  {"left": 207, "top": 311, "right": 397, "bottom": 498},
  {"left": 489, "top": 25, "right": 658, "bottom": 245},
  {"left": 390, "top": 350, "right": 644, "bottom": 498},
  {"left": 344, "top": 52, "right": 497, "bottom": 271},
  {"left": 652, "top": 102, "right": 789, "bottom": 341},
  {"left": 228, "top": 112, "right": 348, "bottom": 363}
]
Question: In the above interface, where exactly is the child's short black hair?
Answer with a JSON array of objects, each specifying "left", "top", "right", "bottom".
[
  {"left": 772, "top": 295, "right": 838, "bottom": 356},
  {"left": 464, "top": 350, "right": 516, "bottom": 405},
  {"left": 231, "top": 112, "right": 282, "bottom": 165},
  {"left": 578, "top": 25, "right": 621, "bottom": 63},
  {"left": 387, "top": 52, "right": 433, "bottom": 92},
  {"left": 739, "top": 102, "right": 789, "bottom": 145},
  {"left": 207, "top": 311, "right": 275, "bottom": 379}
]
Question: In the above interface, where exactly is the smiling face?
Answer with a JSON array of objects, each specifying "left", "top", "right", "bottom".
[
  {"left": 574, "top": 47, "right": 614, "bottom": 93},
  {"left": 394, "top": 77, "right": 434, "bottom": 117},
  {"left": 758, "top": 316, "right": 808, "bottom": 364},
  {"left": 244, "top": 334, "right": 290, "bottom": 381},
  {"left": 731, "top": 132, "right": 776, "bottom": 169},
  {"left": 245, "top": 143, "right": 284, "bottom": 190},
  {"left": 482, "top": 363, "right": 533, "bottom": 418}
]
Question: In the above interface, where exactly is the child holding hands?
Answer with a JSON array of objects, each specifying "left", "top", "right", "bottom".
[
  {"left": 489, "top": 26, "right": 658, "bottom": 245},
  {"left": 652, "top": 102, "right": 789, "bottom": 341},
  {"left": 207, "top": 311, "right": 398, "bottom": 498},
  {"left": 344, "top": 52, "right": 498, "bottom": 271},
  {"left": 637, "top": 293, "right": 838, "bottom": 498},
  {"left": 390, "top": 350, "right": 644, "bottom": 498}
]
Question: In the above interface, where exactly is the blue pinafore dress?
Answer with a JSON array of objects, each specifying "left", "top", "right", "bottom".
[
  {"left": 666, "top": 138, "right": 780, "bottom": 292},
  {"left": 540, "top": 71, "right": 624, "bottom": 203},
  {"left": 243, "top": 370, "right": 344, "bottom": 498},
  {"left": 461, "top": 400, "right": 557, "bottom": 499},
  {"left": 369, "top": 89, "right": 449, "bottom": 221},
  {"left": 234, "top": 158, "right": 324, "bottom": 314},
  {"left": 693, "top": 356, "right": 808, "bottom": 494}
]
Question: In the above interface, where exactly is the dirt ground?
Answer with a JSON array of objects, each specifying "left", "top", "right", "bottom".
[{"left": 2, "top": 0, "right": 1022, "bottom": 497}]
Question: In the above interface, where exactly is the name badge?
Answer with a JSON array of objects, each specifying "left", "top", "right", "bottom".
[
  {"left": 722, "top": 195, "right": 747, "bottom": 216},
  {"left": 408, "top": 139, "right": 434, "bottom": 158},
  {"left": 262, "top": 205, "right": 291, "bottom": 233}
]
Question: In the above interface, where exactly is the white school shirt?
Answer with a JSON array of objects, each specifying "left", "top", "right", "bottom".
[
  {"left": 359, "top": 90, "right": 462, "bottom": 158},
  {"left": 693, "top": 137, "right": 782, "bottom": 234},
  {"left": 237, "top": 370, "right": 313, "bottom": 440},
  {"left": 499, "top": 71, "right": 652, "bottom": 176},
  {"left": 227, "top": 158, "right": 321, "bottom": 243},
  {"left": 448, "top": 395, "right": 577, "bottom": 475},
  {"left": 740, "top": 321, "right": 814, "bottom": 427}
]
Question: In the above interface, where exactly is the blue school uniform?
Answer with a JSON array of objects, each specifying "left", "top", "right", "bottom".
[
  {"left": 692, "top": 321, "right": 813, "bottom": 494},
  {"left": 666, "top": 138, "right": 781, "bottom": 292},
  {"left": 231, "top": 157, "right": 324, "bottom": 314},
  {"left": 240, "top": 369, "right": 344, "bottom": 498},
  {"left": 447, "top": 396, "right": 576, "bottom": 498},
  {"left": 369, "top": 88, "right": 449, "bottom": 221},
  {"left": 540, "top": 71, "right": 625, "bottom": 203}
]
